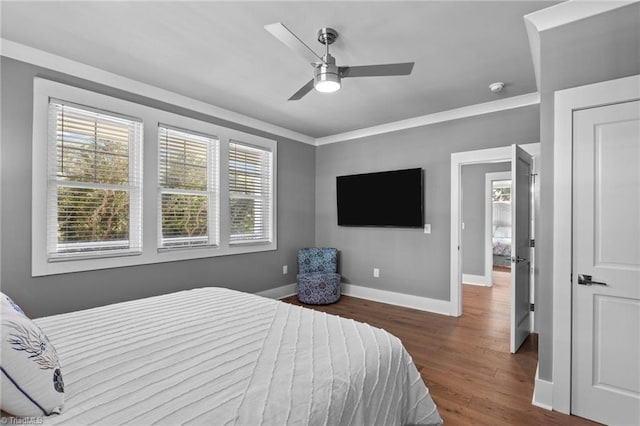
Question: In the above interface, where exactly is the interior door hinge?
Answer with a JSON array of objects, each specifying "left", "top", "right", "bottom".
[
  {"left": 530, "top": 239, "right": 535, "bottom": 248},
  {"left": 531, "top": 173, "right": 538, "bottom": 184},
  {"left": 530, "top": 303, "right": 535, "bottom": 312}
]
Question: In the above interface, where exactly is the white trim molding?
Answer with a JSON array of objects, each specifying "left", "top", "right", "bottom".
[
  {"left": 532, "top": 363, "right": 554, "bottom": 411},
  {"left": 316, "top": 93, "right": 540, "bottom": 146},
  {"left": 257, "top": 282, "right": 454, "bottom": 317},
  {"left": 0, "top": 39, "right": 316, "bottom": 146},
  {"left": 342, "top": 284, "right": 454, "bottom": 317},
  {"left": 552, "top": 74, "right": 640, "bottom": 414},
  {"left": 462, "top": 274, "right": 491, "bottom": 287},
  {"left": 1, "top": 39, "right": 541, "bottom": 148},
  {"left": 256, "top": 283, "right": 297, "bottom": 300}
]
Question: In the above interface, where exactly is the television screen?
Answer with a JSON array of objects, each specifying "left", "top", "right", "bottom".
[{"left": 336, "top": 168, "right": 424, "bottom": 227}]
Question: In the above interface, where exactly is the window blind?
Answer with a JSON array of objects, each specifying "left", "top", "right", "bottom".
[
  {"left": 228, "top": 141, "right": 273, "bottom": 244},
  {"left": 47, "top": 101, "right": 142, "bottom": 259},
  {"left": 158, "top": 126, "right": 219, "bottom": 248}
]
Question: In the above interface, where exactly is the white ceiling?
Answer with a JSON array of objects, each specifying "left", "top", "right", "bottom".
[{"left": 1, "top": 1, "right": 559, "bottom": 139}]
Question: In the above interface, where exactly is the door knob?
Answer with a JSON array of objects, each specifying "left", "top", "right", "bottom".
[
  {"left": 511, "top": 256, "right": 527, "bottom": 263},
  {"left": 577, "top": 274, "right": 607, "bottom": 286}
]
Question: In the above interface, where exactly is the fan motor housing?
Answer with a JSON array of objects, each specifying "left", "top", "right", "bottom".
[{"left": 317, "top": 27, "right": 338, "bottom": 45}]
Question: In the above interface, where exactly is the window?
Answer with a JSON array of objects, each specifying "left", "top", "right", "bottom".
[
  {"left": 47, "top": 101, "right": 142, "bottom": 259},
  {"left": 33, "top": 79, "right": 277, "bottom": 276},
  {"left": 158, "top": 126, "right": 219, "bottom": 249},
  {"left": 229, "top": 141, "right": 274, "bottom": 244}
]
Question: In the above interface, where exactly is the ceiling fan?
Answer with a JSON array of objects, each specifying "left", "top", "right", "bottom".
[{"left": 264, "top": 22, "right": 415, "bottom": 101}]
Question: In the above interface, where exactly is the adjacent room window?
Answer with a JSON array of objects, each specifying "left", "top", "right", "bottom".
[
  {"left": 229, "top": 141, "right": 274, "bottom": 244},
  {"left": 158, "top": 126, "right": 219, "bottom": 249},
  {"left": 47, "top": 101, "right": 143, "bottom": 259}
]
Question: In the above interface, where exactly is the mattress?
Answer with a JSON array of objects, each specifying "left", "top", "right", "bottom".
[{"left": 34, "top": 287, "right": 442, "bottom": 425}]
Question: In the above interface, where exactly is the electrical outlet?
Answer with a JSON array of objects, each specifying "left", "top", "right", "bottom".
[
  {"left": 424, "top": 223, "right": 431, "bottom": 234},
  {"left": 373, "top": 268, "right": 380, "bottom": 278},
  {"left": 282, "top": 265, "right": 288, "bottom": 275}
]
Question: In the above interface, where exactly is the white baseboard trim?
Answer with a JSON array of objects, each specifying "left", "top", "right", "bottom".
[
  {"left": 462, "top": 273, "right": 491, "bottom": 286},
  {"left": 256, "top": 283, "right": 297, "bottom": 300},
  {"left": 258, "top": 282, "right": 454, "bottom": 317},
  {"left": 532, "top": 363, "right": 553, "bottom": 411},
  {"left": 342, "top": 283, "right": 454, "bottom": 316}
]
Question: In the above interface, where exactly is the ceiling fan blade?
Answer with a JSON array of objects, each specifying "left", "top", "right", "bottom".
[
  {"left": 340, "top": 62, "right": 414, "bottom": 78},
  {"left": 265, "top": 22, "right": 324, "bottom": 65},
  {"left": 288, "top": 79, "right": 315, "bottom": 101}
]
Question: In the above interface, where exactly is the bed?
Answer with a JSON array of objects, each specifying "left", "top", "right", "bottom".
[{"left": 27, "top": 287, "right": 441, "bottom": 425}]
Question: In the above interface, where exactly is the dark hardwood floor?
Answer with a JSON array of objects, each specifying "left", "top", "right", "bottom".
[{"left": 282, "top": 267, "right": 598, "bottom": 425}]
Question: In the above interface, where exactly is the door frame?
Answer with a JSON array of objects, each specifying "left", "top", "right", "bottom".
[
  {"left": 450, "top": 143, "right": 539, "bottom": 317},
  {"left": 552, "top": 74, "right": 640, "bottom": 414}
]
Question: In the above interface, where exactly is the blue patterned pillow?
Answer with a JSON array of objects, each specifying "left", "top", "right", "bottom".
[{"left": 0, "top": 292, "right": 64, "bottom": 417}]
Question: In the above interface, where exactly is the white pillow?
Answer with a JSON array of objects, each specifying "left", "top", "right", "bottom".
[{"left": 1, "top": 292, "right": 64, "bottom": 417}]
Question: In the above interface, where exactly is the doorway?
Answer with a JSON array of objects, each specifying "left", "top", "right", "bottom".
[
  {"left": 461, "top": 166, "right": 511, "bottom": 288},
  {"left": 451, "top": 144, "right": 539, "bottom": 353}
]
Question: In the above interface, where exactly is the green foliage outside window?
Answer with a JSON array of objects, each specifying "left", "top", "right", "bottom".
[
  {"left": 230, "top": 198, "right": 255, "bottom": 235},
  {"left": 57, "top": 187, "right": 129, "bottom": 244},
  {"left": 161, "top": 194, "right": 208, "bottom": 240},
  {"left": 56, "top": 122, "right": 132, "bottom": 245}
]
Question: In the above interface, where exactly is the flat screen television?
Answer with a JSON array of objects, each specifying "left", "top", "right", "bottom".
[{"left": 336, "top": 168, "right": 424, "bottom": 228}]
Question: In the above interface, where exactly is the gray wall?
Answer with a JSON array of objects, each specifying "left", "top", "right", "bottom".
[
  {"left": 315, "top": 105, "right": 539, "bottom": 301},
  {"left": 0, "top": 57, "right": 316, "bottom": 318},
  {"left": 535, "top": 3, "right": 640, "bottom": 381},
  {"left": 461, "top": 162, "right": 511, "bottom": 277}
]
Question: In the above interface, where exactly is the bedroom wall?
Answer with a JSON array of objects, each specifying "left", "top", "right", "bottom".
[
  {"left": 315, "top": 105, "right": 539, "bottom": 302},
  {"left": 0, "top": 57, "right": 316, "bottom": 318},
  {"left": 461, "top": 162, "right": 511, "bottom": 278},
  {"left": 534, "top": 3, "right": 640, "bottom": 382}
]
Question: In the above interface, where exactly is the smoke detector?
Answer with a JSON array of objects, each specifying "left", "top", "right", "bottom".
[{"left": 489, "top": 82, "right": 505, "bottom": 93}]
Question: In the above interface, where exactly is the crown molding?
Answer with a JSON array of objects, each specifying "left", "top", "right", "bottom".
[
  {"left": 2, "top": 38, "right": 542, "bottom": 148},
  {"left": 4, "top": 2, "right": 634, "bottom": 149},
  {"left": 0, "top": 39, "right": 317, "bottom": 146},
  {"left": 524, "top": 0, "right": 637, "bottom": 92},
  {"left": 315, "top": 92, "right": 540, "bottom": 146}
]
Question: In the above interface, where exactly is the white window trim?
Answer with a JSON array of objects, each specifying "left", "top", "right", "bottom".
[
  {"left": 228, "top": 140, "right": 274, "bottom": 246},
  {"left": 157, "top": 124, "right": 220, "bottom": 250},
  {"left": 47, "top": 100, "right": 144, "bottom": 260},
  {"left": 32, "top": 78, "right": 277, "bottom": 276}
]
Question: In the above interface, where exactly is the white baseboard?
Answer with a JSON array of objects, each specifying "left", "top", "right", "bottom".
[
  {"left": 462, "top": 273, "right": 491, "bottom": 286},
  {"left": 256, "top": 283, "right": 297, "bottom": 300},
  {"left": 342, "top": 283, "right": 454, "bottom": 316},
  {"left": 532, "top": 363, "right": 553, "bottom": 411},
  {"left": 258, "top": 282, "right": 453, "bottom": 317}
]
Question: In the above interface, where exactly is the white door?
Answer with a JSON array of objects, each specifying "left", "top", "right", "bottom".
[
  {"left": 572, "top": 100, "right": 640, "bottom": 425},
  {"left": 510, "top": 144, "right": 532, "bottom": 353}
]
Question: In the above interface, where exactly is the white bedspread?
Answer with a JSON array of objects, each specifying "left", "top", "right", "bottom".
[{"left": 34, "top": 288, "right": 441, "bottom": 425}]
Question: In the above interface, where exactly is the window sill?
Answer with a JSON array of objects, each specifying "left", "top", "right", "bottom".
[{"left": 33, "top": 241, "right": 277, "bottom": 277}]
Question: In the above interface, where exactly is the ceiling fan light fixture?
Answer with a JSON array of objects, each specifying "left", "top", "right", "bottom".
[
  {"left": 314, "top": 76, "right": 341, "bottom": 93},
  {"left": 314, "top": 61, "right": 341, "bottom": 93},
  {"left": 265, "top": 23, "right": 414, "bottom": 100}
]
